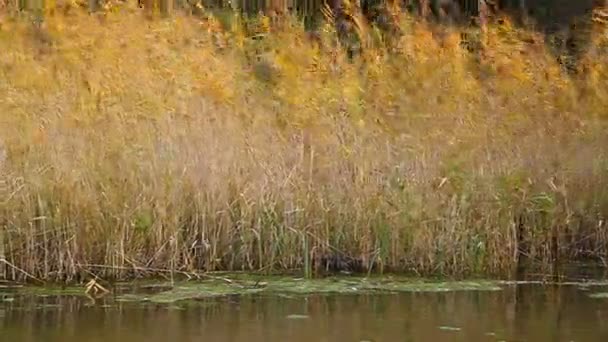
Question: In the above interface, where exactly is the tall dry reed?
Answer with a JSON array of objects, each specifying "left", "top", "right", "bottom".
[{"left": 1, "top": 5, "right": 608, "bottom": 283}]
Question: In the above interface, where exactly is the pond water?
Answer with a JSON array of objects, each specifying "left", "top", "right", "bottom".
[{"left": 2, "top": 278, "right": 608, "bottom": 342}]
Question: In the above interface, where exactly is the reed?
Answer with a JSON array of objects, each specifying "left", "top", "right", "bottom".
[{"left": 0, "top": 4, "right": 607, "bottom": 283}]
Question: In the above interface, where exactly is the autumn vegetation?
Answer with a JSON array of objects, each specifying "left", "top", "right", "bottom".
[{"left": 1, "top": 1, "right": 607, "bottom": 283}]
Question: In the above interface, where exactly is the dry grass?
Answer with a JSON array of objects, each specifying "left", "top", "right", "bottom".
[{"left": 1, "top": 4, "right": 608, "bottom": 283}]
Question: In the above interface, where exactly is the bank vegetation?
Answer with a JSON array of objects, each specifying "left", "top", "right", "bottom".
[{"left": 1, "top": 1, "right": 607, "bottom": 283}]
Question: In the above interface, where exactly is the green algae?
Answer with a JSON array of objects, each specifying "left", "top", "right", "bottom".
[
  {"left": 588, "top": 292, "right": 608, "bottom": 299},
  {"left": 121, "top": 282, "right": 266, "bottom": 304},
  {"left": 5, "top": 273, "right": 607, "bottom": 305},
  {"left": 0, "top": 285, "right": 84, "bottom": 297},
  {"left": 112, "top": 275, "right": 505, "bottom": 304}
]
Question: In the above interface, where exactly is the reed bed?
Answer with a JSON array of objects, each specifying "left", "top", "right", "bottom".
[{"left": 1, "top": 4, "right": 608, "bottom": 283}]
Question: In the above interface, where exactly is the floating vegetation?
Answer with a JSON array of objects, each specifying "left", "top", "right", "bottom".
[
  {"left": 497, "top": 279, "right": 608, "bottom": 293},
  {"left": 587, "top": 292, "right": 608, "bottom": 299},
  {"left": 121, "top": 282, "right": 265, "bottom": 304},
  {"left": 105, "top": 275, "right": 506, "bottom": 304},
  {"left": 0, "top": 275, "right": 509, "bottom": 304},
  {"left": 5, "top": 274, "right": 608, "bottom": 305},
  {"left": 438, "top": 326, "right": 462, "bottom": 331},
  {"left": 286, "top": 314, "right": 309, "bottom": 319},
  {"left": 4, "top": 286, "right": 85, "bottom": 297}
]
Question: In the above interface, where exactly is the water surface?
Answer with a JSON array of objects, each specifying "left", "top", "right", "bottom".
[{"left": 2, "top": 281, "right": 608, "bottom": 341}]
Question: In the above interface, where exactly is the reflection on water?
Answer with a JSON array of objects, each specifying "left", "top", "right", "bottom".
[{"left": 2, "top": 284, "right": 608, "bottom": 342}]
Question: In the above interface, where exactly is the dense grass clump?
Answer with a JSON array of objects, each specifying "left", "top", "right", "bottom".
[{"left": 1, "top": 4, "right": 608, "bottom": 283}]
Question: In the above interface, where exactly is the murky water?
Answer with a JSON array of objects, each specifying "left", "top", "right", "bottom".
[{"left": 2, "top": 282, "right": 608, "bottom": 342}]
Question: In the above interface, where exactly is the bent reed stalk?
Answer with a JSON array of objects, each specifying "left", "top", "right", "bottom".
[{"left": 1, "top": 5, "right": 608, "bottom": 283}]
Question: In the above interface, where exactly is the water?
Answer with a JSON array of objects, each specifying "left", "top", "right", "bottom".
[{"left": 2, "top": 283, "right": 608, "bottom": 341}]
